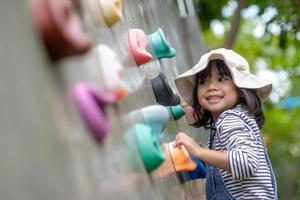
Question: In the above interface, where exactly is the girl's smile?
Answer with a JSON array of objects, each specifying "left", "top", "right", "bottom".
[
  {"left": 205, "top": 94, "right": 224, "bottom": 104},
  {"left": 197, "top": 63, "right": 239, "bottom": 121}
]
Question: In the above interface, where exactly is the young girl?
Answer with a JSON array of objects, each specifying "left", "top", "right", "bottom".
[{"left": 174, "top": 48, "right": 277, "bottom": 199}]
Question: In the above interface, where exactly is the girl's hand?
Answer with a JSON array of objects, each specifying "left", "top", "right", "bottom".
[
  {"left": 174, "top": 133, "right": 230, "bottom": 171},
  {"left": 173, "top": 132, "right": 203, "bottom": 158}
]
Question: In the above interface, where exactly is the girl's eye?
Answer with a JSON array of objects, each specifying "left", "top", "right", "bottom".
[
  {"left": 218, "top": 76, "right": 229, "bottom": 82},
  {"left": 199, "top": 79, "right": 208, "bottom": 84}
]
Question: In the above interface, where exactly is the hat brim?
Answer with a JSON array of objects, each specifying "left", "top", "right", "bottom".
[{"left": 231, "top": 70, "right": 272, "bottom": 101}]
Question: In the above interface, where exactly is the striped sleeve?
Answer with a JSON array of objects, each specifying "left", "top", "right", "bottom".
[{"left": 216, "top": 112, "right": 260, "bottom": 180}]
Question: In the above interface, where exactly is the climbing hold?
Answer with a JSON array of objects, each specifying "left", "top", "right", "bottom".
[
  {"left": 151, "top": 72, "right": 181, "bottom": 106},
  {"left": 176, "top": 157, "right": 206, "bottom": 183},
  {"left": 131, "top": 124, "right": 165, "bottom": 172},
  {"left": 138, "top": 105, "right": 170, "bottom": 143},
  {"left": 31, "top": 0, "right": 92, "bottom": 61},
  {"left": 128, "top": 29, "right": 153, "bottom": 66},
  {"left": 123, "top": 28, "right": 176, "bottom": 66},
  {"left": 128, "top": 105, "right": 185, "bottom": 143},
  {"left": 147, "top": 28, "right": 176, "bottom": 59},
  {"left": 169, "top": 105, "right": 185, "bottom": 120},
  {"left": 72, "top": 82, "right": 116, "bottom": 142},
  {"left": 85, "top": 0, "right": 122, "bottom": 27},
  {"left": 168, "top": 141, "right": 197, "bottom": 172},
  {"left": 93, "top": 44, "right": 129, "bottom": 100},
  {"left": 129, "top": 124, "right": 165, "bottom": 172}
]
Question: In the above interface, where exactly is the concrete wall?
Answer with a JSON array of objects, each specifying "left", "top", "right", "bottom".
[{"left": 0, "top": 0, "right": 208, "bottom": 199}]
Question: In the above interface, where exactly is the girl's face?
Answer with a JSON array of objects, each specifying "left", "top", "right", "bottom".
[{"left": 197, "top": 62, "right": 239, "bottom": 121}]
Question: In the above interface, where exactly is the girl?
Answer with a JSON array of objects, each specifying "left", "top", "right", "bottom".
[{"left": 174, "top": 48, "right": 277, "bottom": 199}]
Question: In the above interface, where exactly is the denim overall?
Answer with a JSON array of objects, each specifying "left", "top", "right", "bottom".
[{"left": 206, "top": 130, "right": 278, "bottom": 200}]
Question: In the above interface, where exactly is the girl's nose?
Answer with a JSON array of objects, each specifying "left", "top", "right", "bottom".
[{"left": 207, "top": 80, "right": 218, "bottom": 91}]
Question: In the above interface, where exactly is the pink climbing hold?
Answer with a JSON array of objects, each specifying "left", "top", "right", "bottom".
[{"left": 72, "top": 82, "right": 116, "bottom": 142}]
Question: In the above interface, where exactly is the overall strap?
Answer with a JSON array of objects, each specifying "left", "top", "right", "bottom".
[{"left": 209, "top": 128, "right": 216, "bottom": 150}]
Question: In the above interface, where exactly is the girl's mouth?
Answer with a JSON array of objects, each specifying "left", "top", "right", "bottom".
[{"left": 206, "top": 95, "right": 223, "bottom": 104}]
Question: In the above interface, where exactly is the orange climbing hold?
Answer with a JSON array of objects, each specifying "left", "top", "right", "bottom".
[{"left": 168, "top": 142, "right": 197, "bottom": 172}]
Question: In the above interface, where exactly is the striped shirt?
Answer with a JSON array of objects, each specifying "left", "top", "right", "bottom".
[{"left": 210, "top": 104, "right": 275, "bottom": 199}]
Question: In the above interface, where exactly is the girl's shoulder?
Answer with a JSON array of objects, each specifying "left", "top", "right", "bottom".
[
  {"left": 214, "top": 105, "right": 257, "bottom": 141},
  {"left": 215, "top": 104, "right": 249, "bottom": 128}
]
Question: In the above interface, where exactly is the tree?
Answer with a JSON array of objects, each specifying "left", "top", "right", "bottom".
[{"left": 194, "top": 0, "right": 300, "bottom": 49}]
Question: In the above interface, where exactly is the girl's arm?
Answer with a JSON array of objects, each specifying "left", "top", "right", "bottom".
[
  {"left": 197, "top": 148, "right": 230, "bottom": 171},
  {"left": 174, "top": 132, "right": 230, "bottom": 172}
]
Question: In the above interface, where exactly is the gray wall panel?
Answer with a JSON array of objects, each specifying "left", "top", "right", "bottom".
[{"left": 0, "top": 0, "right": 207, "bottom": 199}]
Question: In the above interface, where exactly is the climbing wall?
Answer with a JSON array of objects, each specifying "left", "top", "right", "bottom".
[{"left": 0, "top": 0, "right": 208, "bottom": 199}]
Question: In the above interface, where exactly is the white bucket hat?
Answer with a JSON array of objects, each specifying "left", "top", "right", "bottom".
[{"left": 174, "top": 48, "right": 272, "bottom": 105}]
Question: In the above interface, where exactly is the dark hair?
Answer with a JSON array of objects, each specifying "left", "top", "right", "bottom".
[{"left": 191, "top": 59, "right": 265, "bottom": 129}]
